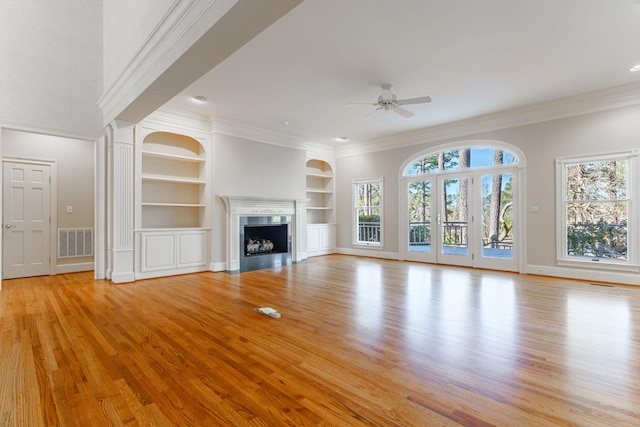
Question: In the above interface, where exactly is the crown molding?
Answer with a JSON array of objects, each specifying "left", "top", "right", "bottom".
[
  {"left": 150, "top": 107, "right": 338, "bottom": 157},
  {"left": 98, "top": 0, "right": 222, "bottom": 126},
  {"left": 211, "top": 118, "right": 310, "bottom": 151},
  {"left": 0, "top": 118, "right": 99, "bottom": 141},
  {"left": 145, "top": 106, "right": 212, "bottom": 134},
  {"left": 305, "top": 142, "right": 337, "bottom": 160},
  {"left": 335, "top": 81, "right": 640, "bottom": 158}
]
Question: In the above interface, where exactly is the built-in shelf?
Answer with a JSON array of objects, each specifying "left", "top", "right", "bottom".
[
  {"left": 306, "top": 158, "right": 336, "bottom": 257},
  {"left": 134, "top": 127, "right": 211, "bottom": 280},
  {"left": 306, "top": 159, "right": 334, "bottom": 224},
  {"left": 306, "top": 171, "right": 332, "bottom": 178},
  {"left": 141, "top": 202, "right": 206, "bottom": 207},
  {"left": 141, "top": 174, "right": 206, "bottom": 184},
  {"left": 141, "top": 150, "right": 205, "bottom": 163}
]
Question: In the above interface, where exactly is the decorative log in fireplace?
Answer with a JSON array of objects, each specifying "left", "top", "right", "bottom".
[{"left": 246, "top": 238, "right": 274, "bottom": 255}]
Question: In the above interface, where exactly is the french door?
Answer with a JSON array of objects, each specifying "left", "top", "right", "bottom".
[
  {"left": 436, "top": 173, "right": 473, "bottom": 267},
  {"left": 404, "top": 169, "right": 517, "bottom": 271}
]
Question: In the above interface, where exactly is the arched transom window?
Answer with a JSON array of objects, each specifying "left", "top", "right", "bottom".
[{"left": 404, "top": 147, "right": 519, "bottom": 176}]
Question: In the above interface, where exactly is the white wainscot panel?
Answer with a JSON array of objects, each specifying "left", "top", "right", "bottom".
[
  {"left": 307, "top": 224, "right": 336, "bottom": 257},
  {"left": 307, "top": 226, "right": 321, "bottom": 252},
  {"left": 178, "top": 231, "right": 206, "bottom": 267},
  {"left": 142, "top": 234, "right": 175, "bottom": 271}
]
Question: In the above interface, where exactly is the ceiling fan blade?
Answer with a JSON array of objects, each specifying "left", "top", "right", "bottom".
[
  {"left": 394, "top": 106, "right": 414, "bottom": 118},
  {"left": 396, "top": 96, "right": 432, "bottom": 106},
  {"left": 363, "top": 107, "right": 382, "bottom": 120},
  {"left": 345, "top": 102, "right": 378, "bottom": 107}
]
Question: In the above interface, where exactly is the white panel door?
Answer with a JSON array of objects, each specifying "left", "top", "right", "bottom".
[{"left": 3, "top": 162, "right": 51, "bottom": 279}]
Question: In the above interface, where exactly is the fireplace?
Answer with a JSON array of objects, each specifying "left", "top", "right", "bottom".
[
  {"left": 221, "top": 196, "right": 306, "bottom": 273},
  {"left": 239, "top": 216, "right": 291, "bottom": 272}
]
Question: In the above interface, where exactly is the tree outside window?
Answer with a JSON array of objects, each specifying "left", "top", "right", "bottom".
[
  {"left": 354, "top": 179, "right": 383, "bottom": 246},
  {"left": 558, "top": 153, "right": 636, "bottom": 265}
]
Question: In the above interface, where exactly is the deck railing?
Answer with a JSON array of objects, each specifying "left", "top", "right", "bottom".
[{"left": 358, "top": 222, "right": 381, "bottom": 242}]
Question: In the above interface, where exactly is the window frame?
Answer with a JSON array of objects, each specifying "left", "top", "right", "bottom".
[
  {"left": 353, "top": 177, "right": 384, "bottom": 249},
  {"left": 555, "top": 150, "right": 639, "bottom": 270}
]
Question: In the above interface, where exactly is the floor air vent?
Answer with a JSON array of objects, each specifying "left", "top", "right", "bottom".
[{"left": 58, "top": 228, "right": 93, "bottom": 258}]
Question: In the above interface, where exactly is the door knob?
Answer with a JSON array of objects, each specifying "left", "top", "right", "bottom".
[{"left": 4, "top": 224, "right": 14, "bottom": 229}]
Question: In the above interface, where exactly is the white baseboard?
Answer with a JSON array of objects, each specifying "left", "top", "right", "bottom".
[
  {"left": 335, "top": 247, "right": 400, "bottom": 260},
  {"left": 111, "top": 272, "right": 136, "bottom": 284},
  {"left": 307, "top": 249, "right": 335, "bottom": 257},
  {"left": 56, "top": 262, "right": 94, "bottom": 274},
  {"left": 527, "top": 264, "right": 640, "bottom": 286},
  {"left": 210, "top": 262, "right": 227, "bottom": 272}
]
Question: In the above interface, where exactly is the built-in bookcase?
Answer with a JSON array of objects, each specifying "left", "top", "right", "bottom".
[
  {"left": 135, "top": 126, "right": 210, "bottom": 279},
  {"left": 306, "top": 158, "right": 336, "bottom": 256},
  {"left": 140, "top": 132, "right": 206, "bottom": 228},
  {"left": 306, "top": 159, "right": 334, "bottom": 224}
]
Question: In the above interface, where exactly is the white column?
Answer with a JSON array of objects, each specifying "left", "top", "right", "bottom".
[{"left": 106, "top": 121, "right": 135, "bottom": 283}]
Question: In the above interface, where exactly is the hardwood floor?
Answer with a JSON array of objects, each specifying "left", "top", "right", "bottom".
[{"left": 1, "top": 255, "right": 640, "bottom": 426}]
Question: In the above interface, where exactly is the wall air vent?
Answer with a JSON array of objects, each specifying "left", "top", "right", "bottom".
[{"left": 58, "top": 228, "right": 93, "bottom": 258}]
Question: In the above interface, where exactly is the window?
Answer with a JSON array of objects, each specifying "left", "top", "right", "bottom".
[
  {"left": 354, "top": 178, "right": 383, "bottom": 247},
  {"left": 404, "top": 147, "right": 517, "bottom": 176},
  {"left": 557, "top": 151, "right": 637, "bottom": 266}
]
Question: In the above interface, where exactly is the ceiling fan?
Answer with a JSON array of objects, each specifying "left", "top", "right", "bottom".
[{"left": 349, "top": 84, "right": 432, "bottom": 119}]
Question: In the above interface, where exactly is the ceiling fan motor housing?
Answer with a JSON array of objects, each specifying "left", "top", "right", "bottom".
[{"left": 378, "top": 93, "right": 398, "bottom": 110}]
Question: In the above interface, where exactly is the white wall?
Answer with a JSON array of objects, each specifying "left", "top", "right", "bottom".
[
  {"left": 0, "top": 0, "right": 102, "bottom": 138},
  {"left": 335, "top": 104, "right": 640, "bottom": 275},
  {"left": 1, "top": 128, "right": 95, "bottom": 267},
  {"left": 210, "top": 133, "right": 306, "bottom": 265}
]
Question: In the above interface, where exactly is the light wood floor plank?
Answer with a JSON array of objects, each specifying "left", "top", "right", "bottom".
[{"left": 2, "top": 255, "right": 640, "bottom": 425}]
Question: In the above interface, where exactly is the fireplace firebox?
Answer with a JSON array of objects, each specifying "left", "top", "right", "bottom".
[{"left": 239, "top": 216, "right": 292, "bottom": 272}]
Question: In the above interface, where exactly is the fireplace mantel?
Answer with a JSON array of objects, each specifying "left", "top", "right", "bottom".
[{"left": 220, "top": 196, "right": 307, "bottom": 272}]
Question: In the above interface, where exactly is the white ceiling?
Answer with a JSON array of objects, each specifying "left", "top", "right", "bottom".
[{"left": 164, "top": 0, "right": 640, "bottom": 147}]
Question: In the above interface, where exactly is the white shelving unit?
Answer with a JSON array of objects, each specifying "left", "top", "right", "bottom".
[
  {"left": 306, "top": 159, "right": 336, "bottom": 256},
  {"left": 135, "top": 127, "right": 211, "bottom": 279}
]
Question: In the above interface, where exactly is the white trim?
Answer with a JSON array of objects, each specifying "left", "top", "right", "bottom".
[
  {"left": 94, "top": 134, "right": 106, "bottom": 279},
  {"left": 0, "top": 121, "right": 100, "bottom": 142},
  {"left": 398, "top": 143, "right": 525, "bottom": 273},
  {"left": 555, "top": 150, "right": 638, "bottom": 268},
  {"left": 145, "top": 107, "right": 212, "bottom": 134},
  {"left": 556, "top": 258, "right": 639, "bottom": 272},
  {"left": 336, "top": 247, "right": 400, "bottom": 260},
  {"left": 353, "top": 177, "right": 384, "bottom": 248},
  {"left": 111, "top": 271, "right": 136, "bottom": 283},
  {"left": 220, "top": 196, "right": 306, "bottom": 272},
  {"left": 99, "top": 0, "right": 219, "bottom": 124},
  {"left": 56, "top": 262, "right": 94, "bottom": 274},
  {"left": 527, "top": 264, "right": 640, "bottom": 286},
  {"left": 212, "top": 118, "right": 308, "bottom": 151},
  {"left": 398, "top": 140, "right": 527, "bottom": 178},
  {"left": 210, "top": 261, "right": 227, "bottom": 272}
]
